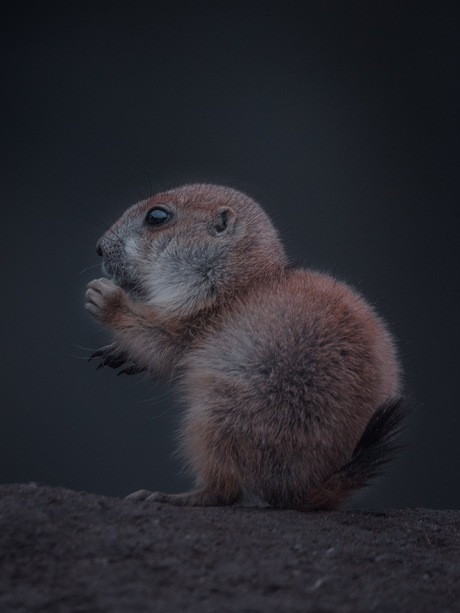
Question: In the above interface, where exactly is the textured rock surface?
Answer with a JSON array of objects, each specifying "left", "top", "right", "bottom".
[{"left": 0, "top": 483, "right": 459, "bottom": 612}]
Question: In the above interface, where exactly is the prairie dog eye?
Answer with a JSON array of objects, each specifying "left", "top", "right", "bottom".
[{"left": 145, "top": 207, "right": 171, "bottom": 227}]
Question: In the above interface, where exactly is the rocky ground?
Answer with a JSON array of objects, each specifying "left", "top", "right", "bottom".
[{"left": 0, "top": 483, "right": 459, "bottom": 612}]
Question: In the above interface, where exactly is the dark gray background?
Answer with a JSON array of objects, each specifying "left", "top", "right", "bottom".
[{"left": 1, "top": 2, "right": 459, "bottom": 508}]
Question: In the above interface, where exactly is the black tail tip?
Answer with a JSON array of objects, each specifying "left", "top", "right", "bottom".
[{"left": 340, "top": 397, "right": 412, "bottom": 489}]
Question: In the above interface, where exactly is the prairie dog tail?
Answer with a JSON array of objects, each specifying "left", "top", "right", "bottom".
[{"left": 299, "top": 398, "right": 411, "bottom": 511}]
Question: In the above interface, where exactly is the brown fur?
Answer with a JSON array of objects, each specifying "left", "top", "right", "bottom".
[{"left": 85, "top": 184, "right": 402, "bottom": 510}]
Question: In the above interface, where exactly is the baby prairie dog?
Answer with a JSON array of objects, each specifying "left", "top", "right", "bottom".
[{"left": 85, "top": 183, "right": 406, "bottom": 511}]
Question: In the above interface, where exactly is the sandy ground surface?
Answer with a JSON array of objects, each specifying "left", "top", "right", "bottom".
[{"left": 0, "top": 483, "right": 459, "bottom": 613}]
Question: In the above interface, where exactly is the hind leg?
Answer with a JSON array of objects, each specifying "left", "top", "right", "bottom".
[{"left": 125, "top": 405, "right": 245, "bottom": 507}]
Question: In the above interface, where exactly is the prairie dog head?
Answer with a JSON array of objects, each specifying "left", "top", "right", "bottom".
[{"left": 96, "top": 184, "right": 288, "bottom": 317}]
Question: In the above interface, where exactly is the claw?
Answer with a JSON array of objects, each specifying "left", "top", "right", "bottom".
[
  {"left": 88, "top": 348, "right": 104, "bottom": 362},
  {"left": 104, "top": 353, "right": 129, "bottom": 369},
  {"left": 125, "top": 489, "right": 153, "bottom": 502},
  {"left": 117, "top": 364, "right": 146, "bottom": 376},
  {"left": 89, "top": 344, "right": 141, "bottom": 376}
]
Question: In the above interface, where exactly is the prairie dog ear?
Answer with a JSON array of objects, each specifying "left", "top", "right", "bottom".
[{"left": 213, "top": 206, "right": 236, "bottom": 236}]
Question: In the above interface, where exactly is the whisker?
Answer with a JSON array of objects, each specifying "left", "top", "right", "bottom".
[
  {"left": 145, "top": 406, "right": 173, "bottom": 420},
  {"left": 71, "top": 342, "right": 99, "bottom": 352},
  {"left": 133, "top": 389, "right": 175, "bottom": 404},
  {"left": 78, "top": 263, "right": 101, "bottom": 275}
]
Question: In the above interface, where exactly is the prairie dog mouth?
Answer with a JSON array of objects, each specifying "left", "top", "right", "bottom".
[
  {"left": 101, "top": 258, "right": 141, "bottom": 298},
  {"left": 109, "top": 275, "right": 142, "bottom": 299},
  {"left": 101, "top": 262, "right": 136, "bottom": 293}
]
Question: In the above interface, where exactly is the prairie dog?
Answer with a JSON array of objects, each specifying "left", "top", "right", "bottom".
[{"left": 85, "top": 183, "right": 406, "bottom": 511}]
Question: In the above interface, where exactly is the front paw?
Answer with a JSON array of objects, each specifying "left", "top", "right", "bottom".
[
  {"left": 85, "top": 278, "right": 128, "bottom": 324},
  {"left": 88, "top": 343, "right": 146, "bottom": 376},
  {"left": 88, "top": 343, "right": 128, "bottom": 370}
]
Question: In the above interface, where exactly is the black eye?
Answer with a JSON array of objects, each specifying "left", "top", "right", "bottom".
[{"left": 145, "top": 207, "right": 171, "bottom": 227}]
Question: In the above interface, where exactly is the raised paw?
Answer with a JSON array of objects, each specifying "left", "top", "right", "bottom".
[
  {"left": 88, "top": 343, "right": 129, "bottom": 370},
  {"left": 85, "top": 278, "right": 128, "bottom": 324},
  {"left": 117, "top": 364, "right": 146, "bottom": 376}
]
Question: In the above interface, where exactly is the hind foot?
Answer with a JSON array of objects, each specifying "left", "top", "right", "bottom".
[{"left": 125, "top": 488, "right": 240, "bottom": 507}]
